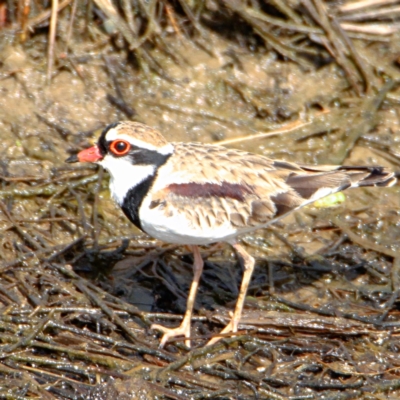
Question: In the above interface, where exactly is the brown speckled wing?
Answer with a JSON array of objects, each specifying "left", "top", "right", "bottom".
[{"left": 149, "top": 143, "right": 396, "bottom": 232}]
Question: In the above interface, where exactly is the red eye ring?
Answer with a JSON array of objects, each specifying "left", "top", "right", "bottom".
[{"left": 109, "top": 140, "right": 131, "bottom": 156}]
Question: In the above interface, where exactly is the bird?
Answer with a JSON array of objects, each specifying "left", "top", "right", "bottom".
[{"left": 66, "top": 121, "right": 396, "bottom": 348}]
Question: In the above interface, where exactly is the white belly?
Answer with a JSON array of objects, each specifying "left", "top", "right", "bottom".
[{"left": 139, "top": 197, "right": 239, "bottom": 245}]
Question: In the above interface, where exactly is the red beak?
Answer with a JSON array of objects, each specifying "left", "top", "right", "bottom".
[
  {"left": 77, "top": 145, "right": 103, "bottom": 162},
  {"left": 66, "top": 145, "right": 103, "bottom": 163}
]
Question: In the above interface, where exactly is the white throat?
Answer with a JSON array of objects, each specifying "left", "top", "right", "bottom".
[{"left": 99, "top": 155, "right": 155, "bottom": 205}]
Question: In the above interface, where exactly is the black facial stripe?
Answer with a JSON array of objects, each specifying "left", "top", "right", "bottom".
[
  {"left": 97, "top": 122, "right": 119, "bottom": 156},
  {"left": 121, "top": 151, "right": 171, "bottom": 231},
  {"left": 105, "top": 140, "right": 169, "bottom": 166},
  {"left": 129, "top": 148, "right": 171, "bottom": 166}
]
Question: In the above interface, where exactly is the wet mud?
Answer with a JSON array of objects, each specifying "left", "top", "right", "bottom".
[{"left": 0, "top": 1, "right": 399, "bottom": 399}]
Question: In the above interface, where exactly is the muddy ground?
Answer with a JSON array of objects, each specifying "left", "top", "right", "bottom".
[{"left": 0, "top": 1, "right": 400, "bottom": 399}]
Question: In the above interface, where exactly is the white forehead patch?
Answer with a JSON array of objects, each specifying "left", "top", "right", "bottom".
[{"left": 105, "top": 128, "right": 173, "bottom": 154}]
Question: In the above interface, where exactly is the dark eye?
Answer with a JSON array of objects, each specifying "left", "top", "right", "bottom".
[{"left": 109, "top": 140, "right": 130, "bottom": 156}]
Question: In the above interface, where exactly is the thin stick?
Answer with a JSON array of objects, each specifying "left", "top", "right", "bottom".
[
  {"left": 215, "top": 120, "right": 312, "bottom": 146},
  {"left": 339, "top": 0, "right": 399, "bottom": 13},
  {"left": 65, "top": 0, "right": 77, "bottom": 51},
  {"left": 47, "top": 0, "right": 59, "bottom": 83},
  {"left": 27, "top": 0, "right": 71, "bottom": 31}
]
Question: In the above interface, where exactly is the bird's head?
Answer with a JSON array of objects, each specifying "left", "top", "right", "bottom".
[
  {"left": 67, "top": 120, "right": 173, "bottom": 167},
  {"left": 66, "top": 121, "right": 174, "bottom": 204}
]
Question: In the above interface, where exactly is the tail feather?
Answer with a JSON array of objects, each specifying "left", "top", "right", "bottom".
[
  {"left": 337, "top": 166, "right": 397, "bottom": 188},
  {"left": 270, "top": 165, "right": 397, "bottom": 218}
]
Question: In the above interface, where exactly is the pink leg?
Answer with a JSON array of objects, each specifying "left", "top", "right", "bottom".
[
  {"left": 151, "top": 245, "right": 204, "bottom": 348},
  {"left": 207, "top": 242, "right": 255, "bottom": 346}
]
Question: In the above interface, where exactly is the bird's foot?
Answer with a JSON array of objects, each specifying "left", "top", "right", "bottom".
[
  {"left": 207, "top": 312, "right": 238, "bottom": 346},
  {"left": 151, "top": 321, "right": 191, "bottom": 348}
]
